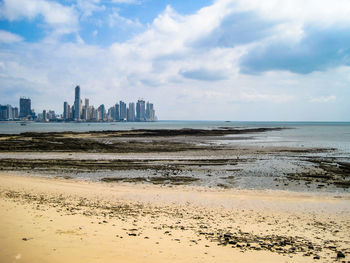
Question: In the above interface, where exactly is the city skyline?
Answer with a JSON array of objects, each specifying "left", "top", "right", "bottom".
[
  {"left": 0, "top": 85, "right": 156, "bottom": 122},
  {"left": 0, "top": 1, "right": 350, "bottom": 121}
]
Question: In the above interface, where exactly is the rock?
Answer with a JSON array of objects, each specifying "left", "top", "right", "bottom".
[{"left": 337, "top": 251, "right": 345, "bottom": 258}]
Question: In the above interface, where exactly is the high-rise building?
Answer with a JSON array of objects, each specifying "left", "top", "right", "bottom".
[
  {"left": 85, "top": 99, "right": 89, "bottom": 109},
  {"left": 19, "top": 97, "right": 31, "bottom": 118},
  {"left": 68, "top": 104, "right": 72, "bottom": 119},
  {"left": 91, "top": 107, "right": 97, "bottom": 121},
  {"left": 114, "top": 103, "right": 119, "bottom": 121},
  {"left": 98, "top": 104, "right": 105, "bottom": 121},
  {"left": 42, "top": 110, "right": 47, "bottom": 122},
  {"left": 0, "top": 105, "right": 10, "bottom": 120},
  {"left": 74, "top": 85, "right": 81, "bottom": 120},
  {"left": 108, "top": 106, "right": 113, "bottom": 121},
  {"left": 146, "top": 102, "right": 155, "bottom": 121},
  {"left": 63, "top": 102, "right": 69, "bottom": 120},
  {"left": 136, "top": 100, "right": 145, "bottom": 121},
  {"left": 146, "top": 102, "right": 151, "bottom": 120},
  {"left": 119, "top": 101, "right": 127, "bottom": 121},
  {"left": 12, "top": 107, "right": 18, "bottom": 119},
  {"left": 127, "top": 102, "right": 135, "bottom": 121}
]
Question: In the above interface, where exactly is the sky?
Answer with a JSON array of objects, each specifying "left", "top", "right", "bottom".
[{"left": 0, "top": 0, "right": 349, "bottom": 121}]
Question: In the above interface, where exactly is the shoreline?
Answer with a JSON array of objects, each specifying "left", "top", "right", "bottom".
[{"left": 1, "top": 173, "right": 349, "bottom": 262}]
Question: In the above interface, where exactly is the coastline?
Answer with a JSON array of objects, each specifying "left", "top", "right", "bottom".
[
  {"left": 0, "top": 126, "right": 349, "bottom": 262},
  {"left": 1, "top": 173, "right": 349, "bottom": 262}
]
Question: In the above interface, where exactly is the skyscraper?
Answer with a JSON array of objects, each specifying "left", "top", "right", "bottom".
[
  {"left": 63, "top": 102, "right": 69, "bottom": 120},
  {"left": 119, "top": 101, "right": 127, "bottom": 121},
  {"left": 0, "top": 105, "right": 12, "bottom": 120},
  {"left": 114, "top": 103, "right": 120, "bottom": 121},
  {"left": 74, "top": 85, "right": 81, "bottom": 120},
  {"left": 98, "top": 104, "right": 105, "bottom": 121},
  {"left": 148, "top": 103, "right": 155, "bottom": 121},
  {"left": 136, "top": 100, "right": 145, "bottom": 121},
  {"left": 19, "top": 97, "right": 31, "bottom": 118},
  {"left": 146, "top": 102, "right": 150, "bottom": 120},
  {"left": 127, "top": 102, "right": 135, "bottom": 121}
]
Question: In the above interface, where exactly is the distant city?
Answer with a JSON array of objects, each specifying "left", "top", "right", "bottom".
[{"left": 0, "top": 85, "right": 157, "bottom": 122}]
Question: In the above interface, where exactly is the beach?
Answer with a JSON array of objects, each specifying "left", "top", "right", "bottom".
[
  {"left": 0, "top": 125, "right": 349, "bottom": 262},
  {"left": 1, "top": 173, "right": 349, "bottom": 263}
]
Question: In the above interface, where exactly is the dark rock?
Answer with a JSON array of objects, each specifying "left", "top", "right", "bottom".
[{"left": 337, "top": 251, "right": 345, "bottom": 258}]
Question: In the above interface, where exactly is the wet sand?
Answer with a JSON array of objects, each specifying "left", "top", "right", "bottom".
[{"left": 1, "top": 173, "right": 349, "bottom": 263}]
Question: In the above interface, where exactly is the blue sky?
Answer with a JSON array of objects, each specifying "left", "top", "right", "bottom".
[{"left": 0, "top": 0, "right": 349, "bottom": 121}]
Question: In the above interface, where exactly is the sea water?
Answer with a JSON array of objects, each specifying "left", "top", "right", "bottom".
[{"left": 1, "top": 121, "right": 350, "bottom": 154}]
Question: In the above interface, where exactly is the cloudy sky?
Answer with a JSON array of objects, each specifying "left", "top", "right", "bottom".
[{"left": 0, "top": 0, "right": 349, "bottom": 121}]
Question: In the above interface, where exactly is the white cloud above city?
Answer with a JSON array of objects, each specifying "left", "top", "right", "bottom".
[{"left": 0, "top": 0, "right": 349, "bottom": 120}]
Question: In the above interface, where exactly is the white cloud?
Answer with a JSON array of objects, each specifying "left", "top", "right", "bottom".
[
  {"left": 108, "top": 10, "right": 142, "bottom": 29},
  {"left": 0, "top": 0, "right": 78, "bottom": 34},
  {"left": 229, "top": 0, "right": 350, "bottom": 27},
  {"left": 310, "top": 95, "right": 336, "bottom": 103},
  {"left": 0, "top": 30, "right": 23, "bottom": 43},
  {"left": 238, "top": 92, "right": 295, "bottom": 103},
  {"left": 111, "top": 0, "right": 140, "bottom": 4},
  {"left": 77, "top": 0, "right": 105, "bottom": 19}
]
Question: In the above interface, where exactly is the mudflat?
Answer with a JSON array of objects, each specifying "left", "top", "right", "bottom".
[
  {"left": 0, "top": 128, "right": 349, "bottom": 190},
  {"left": 1, "top": 173, "right": 349, "bottom": 263}
]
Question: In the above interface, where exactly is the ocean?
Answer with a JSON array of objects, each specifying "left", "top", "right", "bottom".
[{"left": 1, "top": 121, "right": 350, "bottom": 154}]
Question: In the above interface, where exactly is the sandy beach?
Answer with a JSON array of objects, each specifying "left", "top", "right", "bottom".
[{"left": 1, "top": 173, "right": 349, "bottom": 263}]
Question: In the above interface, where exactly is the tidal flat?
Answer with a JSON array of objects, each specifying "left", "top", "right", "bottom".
[
  {"left": 0, "top": 127, "right": 349, "bottom": 191},
  {"left": 0, "top": 127, "right": 349, "bottom": 262}
]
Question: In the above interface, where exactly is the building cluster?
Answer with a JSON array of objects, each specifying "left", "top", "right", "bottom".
[
  {"left": 62, "top": 86, "right": 156, "bottom": 122},
  {"left": 0, "top": 86, "right": 157, "bottom": 122},
  {"left": 0, "top": 97, "right": 35, "bottom": 121}
]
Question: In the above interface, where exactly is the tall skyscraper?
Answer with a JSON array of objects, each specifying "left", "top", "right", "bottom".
[
  {"left": 85, "top": 98, "right": 89, "bottom": 109},
  {"left": 136, "top": 99, "right": 145, "bottom": 121},
  {"left": 74, "top": 85, "right": 81, "bottom": 120},
  {"left": 146, "top": 102, "right": 151, "bottom": 120},
  {"left": 98, "top": 104, "right": 105, "bottom": 121},
  {"left": 147, "top": 103, "right": 155, "bottom": 121},
  {"left": 19, "top": 97, "right": 31, "bottom": 118},
  {"left": 63, "top": 102, "right": 69, "bottom": 120},
  {"left": 12, "top": 107, "right": 19, "bottom": 119},
  {"left": 114, "top": 103, "right": 119, "bottom": 121},
  {"left": 0, "top": 105, "right": 11, "bottom": 120},
  {"left": 127, "top": 102, "right": 135, "bottom": 121},
  {"left": 119, "top": 101, "right": 127, "bottom": 121}
]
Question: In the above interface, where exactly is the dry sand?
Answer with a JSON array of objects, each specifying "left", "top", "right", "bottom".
[{"left": 0, "top": 173, "right": 349, "bottom": 263}]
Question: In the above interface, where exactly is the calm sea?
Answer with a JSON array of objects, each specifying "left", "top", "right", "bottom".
[{"left": 0, "top": 121, "right": 350, "bottom": 154}]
